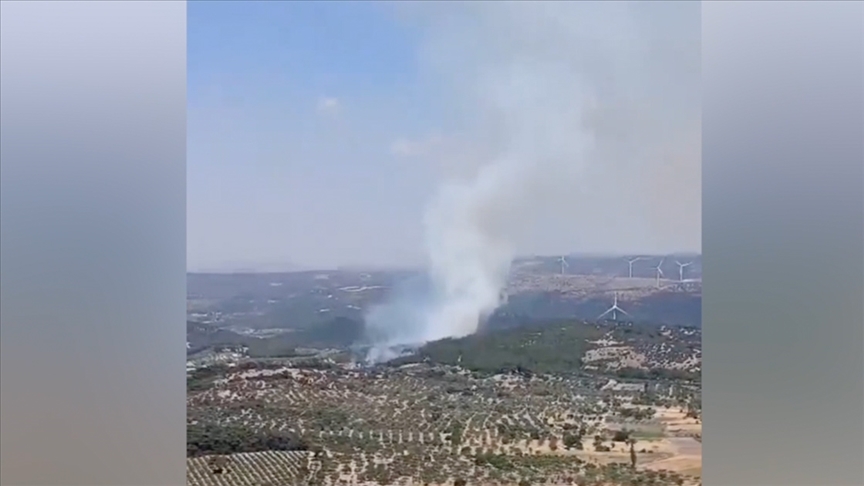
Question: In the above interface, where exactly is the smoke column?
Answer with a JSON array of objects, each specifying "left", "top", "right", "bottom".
[{"left": 364, "top": 2, "right": 701, "bottom": 362}]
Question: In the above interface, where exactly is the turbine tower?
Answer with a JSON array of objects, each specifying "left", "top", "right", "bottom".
[
  {"left": 558, "top": 255, "right": 569, "bottom": 275},
  {"left": 626, "top": 256, "right": 644, "bottom": 278},
  {"left": 598, "top": 293, "right": 630, "bottom": 321},
  {"left": 675, "top": 260, "right": 693, "bottom": 282},
  {"left": 655, "top": 257, "right": 666, "bottom": 287}
]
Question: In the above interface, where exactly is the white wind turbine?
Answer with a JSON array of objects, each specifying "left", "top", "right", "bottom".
[
  {"left": 675, "top": 260, "right": 693, "bottom": 282},
  {"left": 558, "top": 255, "right": 569, "bottom": 275},
  {"left": 655, "top": 257, "right": 666, "bottom": 287},
  {"left": 626, "top": 256, "right": 644, "bottom": 278},
  {"left": 598, "top": 293, "right": 630, "bottom": 321}
]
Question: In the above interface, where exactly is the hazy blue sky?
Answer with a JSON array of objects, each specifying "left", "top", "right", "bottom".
[{"left": 187, "top": 1, "right": 701, "bottom": 272}]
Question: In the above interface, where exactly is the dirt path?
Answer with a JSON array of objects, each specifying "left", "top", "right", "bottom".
[{"left": 640, "top": 437, "right": 702, "bottom": 479}]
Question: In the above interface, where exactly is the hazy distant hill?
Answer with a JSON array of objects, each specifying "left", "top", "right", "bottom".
[
  {"left": 187, "top": 254, "right": 703, "bottom": 338},
  {"left": 186, "top": 321, "right": 249, "bottom": 354},
  {"left": 187, "top": 317, "right": 365, "bottom": 358},
  {"left": 493, "top": 290, "right": 701, "bottom": 328}
]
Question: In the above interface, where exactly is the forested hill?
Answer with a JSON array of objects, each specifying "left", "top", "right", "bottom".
[{"left": 388, "top": 320, "right": 701, "bottom": 380}]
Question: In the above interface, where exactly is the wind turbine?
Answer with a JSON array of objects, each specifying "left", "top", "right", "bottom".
[
  {"left": 675, "top": 260, "right": 693, "bottom": 282},
  {"left": 655, "top": 257, "right": 666, "bottom": 287},
  {"left": 598, "top": 293, "right": 630, "bottom": 321},
  {"left": 626, "top": 256, "right": 644, "bottom": 278},
  {"left": 558, "top": 255, "right": 569, "bottom": 275}
]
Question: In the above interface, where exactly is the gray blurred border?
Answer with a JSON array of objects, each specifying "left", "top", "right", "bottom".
[
  {"left": 702, "top": 2, "right": 864, "bottom": 485},
  {"left": 0, "top": 1, "right": 187, "bottom": 485}
]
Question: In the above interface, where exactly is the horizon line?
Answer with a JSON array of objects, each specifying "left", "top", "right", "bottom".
[{"left": 187, "top": 251, "right": 703, "bottom": 274}]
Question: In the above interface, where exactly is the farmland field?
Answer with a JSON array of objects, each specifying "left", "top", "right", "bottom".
[{"left": 188, "top": 320, "right": 702, "bottom": 485}]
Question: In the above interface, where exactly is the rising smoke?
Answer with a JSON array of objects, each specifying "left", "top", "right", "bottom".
[{"left": 364, "top": 2, "right": 701, "bottom": 362}]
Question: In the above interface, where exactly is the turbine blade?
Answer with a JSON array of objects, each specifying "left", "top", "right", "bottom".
[
  {"left": 619, "top": 308, "right": 631, "bottom": 316},
  {"left": 598, "top": 308, "right": 613, "bottom": 319}
]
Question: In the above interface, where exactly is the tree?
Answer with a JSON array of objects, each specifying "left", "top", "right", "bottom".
[
  {"left": 207, "top": 455, "right": 229, "bottom": 475},
  {"left": 454, "top": 478, "right": 467, "bottom": 486},
  {"left": 563, "top": 432, "right": 584, "bottom": 450},
  {"left": 612, "top": 430, "right": 631, "bottom": 442}
]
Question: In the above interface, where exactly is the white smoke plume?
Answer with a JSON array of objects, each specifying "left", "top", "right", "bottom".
[{"left": 365, "top": 2, "right": 700, "bottom": 362}]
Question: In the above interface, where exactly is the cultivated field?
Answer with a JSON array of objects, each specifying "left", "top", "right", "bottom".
[
  {"left": 188, "top": 450, "right": 310, "bottom": 486},
  {"left": 189, "top": 364, "right": 700, "bottom": 484}
]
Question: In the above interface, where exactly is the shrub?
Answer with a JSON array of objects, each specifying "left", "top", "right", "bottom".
[{"left": 612, "top": 430, "right": 630, "bottom": 442}]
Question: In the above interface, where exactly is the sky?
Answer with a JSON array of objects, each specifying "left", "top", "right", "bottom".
[{"left": 187, "top": 1, "right": 701, "bottom": 272}]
